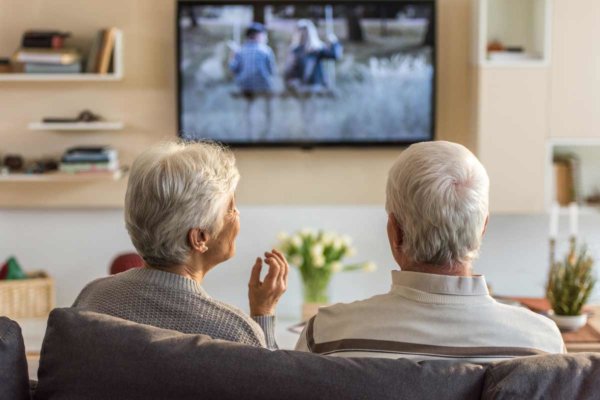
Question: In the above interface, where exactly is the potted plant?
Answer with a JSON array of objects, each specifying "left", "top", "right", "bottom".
[
  {"left": 546, "top": 245, "right": 596, "bottom": 331},
  {"left": 277, "top": 229, "right": 376, "bottom": 320}
]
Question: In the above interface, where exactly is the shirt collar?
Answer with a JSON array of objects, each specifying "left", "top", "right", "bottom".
[{"left": 391, "top": 270, "right": 489, "bottom": 296}]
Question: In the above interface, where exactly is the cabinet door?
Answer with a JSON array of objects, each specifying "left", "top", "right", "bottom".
[
  {"left": 478, "top": 68, "right": 549, "bottom": 214},
  {"left": 550, "top": 0, "right": 600, "bottom": 138}
]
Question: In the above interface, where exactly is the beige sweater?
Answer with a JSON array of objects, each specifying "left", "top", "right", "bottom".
[
  {"left": 73, "top": 268, "right": 277, "bottom": 349},
  {"left": 296, "top": 270, "right": 565, "bottom": 362}
]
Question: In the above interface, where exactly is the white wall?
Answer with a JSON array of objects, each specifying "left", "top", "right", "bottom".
[{"left": 1, "top": 207, "right": 599, "bottom": 320}]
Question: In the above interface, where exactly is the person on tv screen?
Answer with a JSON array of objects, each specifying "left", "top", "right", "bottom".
[
  {"left": 228, "top": 22, "right": 276, "bottom": 138},
  {"left": 229, "top": 22, "right": 276, "bottom": 95},
  {"left": 285, "top": 19, "right": 343, "bottom": 93}
]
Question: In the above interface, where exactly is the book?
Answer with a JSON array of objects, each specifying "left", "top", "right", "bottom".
[
  {"left": 59, "top": 161, "right": 119, "bottom": 173},
  {"left": 86, "top": 30, "right": 105, "bottom": 73},
  {"left": 97, "top": 28, "right": 118, "bottom": 74},
  {"left": 22, "top": 31, "right": 70, "bottom": 49},
  {"left": 13, "top": 48, "right": 80, "bottom": 65},
  {"left": 24, "top": 62, "right": 82, "bottom": 74}
]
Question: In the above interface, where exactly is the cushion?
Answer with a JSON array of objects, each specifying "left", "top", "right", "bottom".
[
  {"left": 34, "top": 308, "right": 486, "bottom": 400},
  {"left": 483, "top": 353, "right": 600, "bottom": 400},
  {"left": 0, "top": 316, "right": 31, "bottom": 400}
]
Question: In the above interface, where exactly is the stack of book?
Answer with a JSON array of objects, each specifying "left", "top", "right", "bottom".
[
  {"left": 59, "top": 146, "right": 119, "bottom": 174},
  {"left": 13, "top": 31, "right": 82, "bottom": 74}
]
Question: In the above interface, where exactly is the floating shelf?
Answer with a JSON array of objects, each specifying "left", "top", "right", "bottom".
[
  {"left": 0, "top": 168, "right": 126, "bottom": 183},
  {"left": 0, "top": 29, "right": 124, "bottom": 82},
  {"left": 474, "top": 0, "right": 552, "bottom": 67},
  {"left": 28, "top": 121, "right": 124, "bottom": 131},
  {"left": 545, "top": 138, "right": 600, "bottom": 212}
]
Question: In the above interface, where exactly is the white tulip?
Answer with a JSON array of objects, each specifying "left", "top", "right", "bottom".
[
  {"left": 310, "top": 244, "right": 324, "bottom": 259},
  {"left": 332, "top": 238, "right": 344, "bottom": 250},
  {"left": 290, "top": 255, "right": 303, "bottom": 267},
  {"left": 291, "top": 235, "right": 302, "bottom": 247},
  {"left": 363, "top": 262, "right": 377, "bottom": 272},
  {"left": 321, "top": 232, "right": 335, "bottom": 245},
  {"left": 300, "top": 228, "right": 315, "bottom": 237},
  {"left": 331, "top": 262, "right": 342, "bottom": 273},
  {"left": 341, "top": 235, "right": 353, "bottom": 246},
  {"left": 276, "top": 232, "right": 289, "bottom": 242},
  {"left": 313, "top": 254, "right": 326, "bottom": 268},
  {"left": 346, "top": 247, "right": 357, "bottom": 257}
]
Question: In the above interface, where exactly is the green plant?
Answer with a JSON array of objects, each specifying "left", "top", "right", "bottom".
[
  {"left": 276, "top": 229, "right": 376, "bottom": 303},
  {"left": 546, "top": 245, "right": 596, "bottom": 316}
]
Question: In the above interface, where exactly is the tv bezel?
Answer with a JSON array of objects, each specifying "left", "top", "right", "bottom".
[{"left": 176, "top": 0, "right": 437, "bottom": 148}]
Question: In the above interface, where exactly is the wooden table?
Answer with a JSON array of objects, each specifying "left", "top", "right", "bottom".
[{"left": 565, "top": 305, "right": 600, "bottom": 353}]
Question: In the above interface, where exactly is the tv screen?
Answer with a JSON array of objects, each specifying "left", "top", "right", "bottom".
[{"left": 177, "top": 1, "right": 435, "bottom": 146}]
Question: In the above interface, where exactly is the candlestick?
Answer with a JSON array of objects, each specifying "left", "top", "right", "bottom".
[
  {"left": 569, "top": 202, "right": 578, "bottom": 238},
  {"left": 549, "top": 202, "right": 559, "bottom": 240}
]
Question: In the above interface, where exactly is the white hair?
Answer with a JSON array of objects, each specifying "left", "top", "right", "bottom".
[
  {"left": 292, "top": 19, "right": 324, "bottom": 52},
  {"left": 385, "top": 141, "right": 490, "bottom": 268},
  {"left": 124, "top": 141, "right": 240, "bottom": 268}
]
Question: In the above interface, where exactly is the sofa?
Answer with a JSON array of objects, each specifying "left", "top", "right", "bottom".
[{"left": 2, "top": 309, "right": 600, "bottom": 400}]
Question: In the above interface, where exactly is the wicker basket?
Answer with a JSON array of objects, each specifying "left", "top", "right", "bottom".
[{"left": 0, "top": 278, "right": 55, "bottom": 319}]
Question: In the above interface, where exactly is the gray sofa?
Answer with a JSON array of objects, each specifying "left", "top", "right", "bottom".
[{"left": 2, "top": 309, "right": 600, "bottom": 400}]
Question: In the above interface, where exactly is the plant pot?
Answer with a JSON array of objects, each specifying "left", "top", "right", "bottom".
[
  {"left": 301, "top": 302, "right": 328, "bottom": 321},
  {"left": 548, "top": 310, "right": 588, "bottom": 331}
]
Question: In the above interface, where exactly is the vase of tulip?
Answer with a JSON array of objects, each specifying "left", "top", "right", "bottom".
[{"left": 277, "top": 229, "right": 376, "bottom": 321}]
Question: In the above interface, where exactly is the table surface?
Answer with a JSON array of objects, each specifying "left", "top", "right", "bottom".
[{"left": 17, "top": 305, "right": 600, "bottom": 380}]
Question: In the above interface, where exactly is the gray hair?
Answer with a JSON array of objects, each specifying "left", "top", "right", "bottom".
[
  {"left": 385, "top": 141, "right": 489, "bottom": 267},
  {"left": 125, "top": 141, "right": 240, "bottom": 268}
]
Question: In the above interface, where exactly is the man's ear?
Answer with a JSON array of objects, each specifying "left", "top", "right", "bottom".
[
  {"left": 389, "top": 213, "right": 404, "bottom": 249},
  {"left": 188, "top": 228, "right": 210, "bottom": 253},
  {"left": 482, "top": 214, "right": 489, "bottom": 237}
]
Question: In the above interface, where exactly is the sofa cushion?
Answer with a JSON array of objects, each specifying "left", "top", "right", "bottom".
[
  {"left": 0, "top": 316, "right": 31, "bottom": 400},
  {"left": 483, "top": 353, "right": 600, "bottom": 400},
  {"left": 34, "top": 308, "right": 486, "bottom": 400}
]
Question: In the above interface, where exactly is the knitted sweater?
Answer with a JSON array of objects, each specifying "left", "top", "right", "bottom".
[{"left": 72, "top": 268, "right": 277, "bottom": 349}]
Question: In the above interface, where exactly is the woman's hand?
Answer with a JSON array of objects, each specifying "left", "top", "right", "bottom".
[{"left": 248, "top": 249, "right": 289, "bottom": 316}]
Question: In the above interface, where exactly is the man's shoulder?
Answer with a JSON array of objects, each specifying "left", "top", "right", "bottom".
[
  {"left": 313, "top": 293, "right": 393, "bottom": 325},
  {"left": 494, "top": 301, "right": 562, "bottom": 332}
]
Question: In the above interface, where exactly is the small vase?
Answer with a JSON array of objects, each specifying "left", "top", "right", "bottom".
[
  {"left": 548, "top": 310, "right": 588, "bottom": 331},
  {"left": 301, "top": 280, "right": 330, "bottom": 321}
]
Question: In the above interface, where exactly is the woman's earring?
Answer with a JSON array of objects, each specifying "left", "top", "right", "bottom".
[{"left": 200, "top": 244, "right": 208, "bottom": 252}]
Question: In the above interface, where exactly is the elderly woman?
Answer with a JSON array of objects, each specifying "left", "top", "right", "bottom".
[
  {"left": 73, "top": 142, "right": 288, "bottom": 349},
  {"left": 295, "top": 141, "right": 564, "bottom": 360}
]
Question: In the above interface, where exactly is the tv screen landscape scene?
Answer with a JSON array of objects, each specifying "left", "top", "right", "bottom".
[{"left": 177, "top": 1, "right": 436, "bottom": 146}]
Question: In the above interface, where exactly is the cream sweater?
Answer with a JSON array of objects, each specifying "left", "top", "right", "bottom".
[{"left": 296, "top": 270, "right": 565, "bottom": 362}]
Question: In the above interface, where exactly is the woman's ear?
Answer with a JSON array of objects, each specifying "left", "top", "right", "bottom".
[
  {"left": 188, "top": 228, "right": 210, "bottom": 253},
  {"left": 482, "top": 215, "right": 489, "bottom": 237}
]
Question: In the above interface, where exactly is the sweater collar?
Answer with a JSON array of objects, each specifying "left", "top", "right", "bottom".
[
  {"left": 123, "top": 267, "right": 210, "bottom": 297},
  {"left": 391, "top": 270, "right": 489, "bottom": 296}
]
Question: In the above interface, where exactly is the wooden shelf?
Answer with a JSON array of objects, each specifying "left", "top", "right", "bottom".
[
  {"left": 0, "top": 73, "right": 122, "bottom": 82},
  {"left": 0, "top": 29, "right": 124, "bottom": 82},
  {"left": 28, "top": 121, "right": 124, "bottom": 131},
  {"left": 0, "top": 169, "right": 126, "bottom": 183}
]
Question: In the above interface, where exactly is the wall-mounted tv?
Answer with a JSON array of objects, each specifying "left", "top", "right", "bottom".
[{"left": 177, "top": 0, "right": 436, "bottom": 147}]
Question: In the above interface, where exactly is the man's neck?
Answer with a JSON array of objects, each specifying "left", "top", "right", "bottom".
[{"left": 401, "top": 262, "right": 472, "bottom": 277}]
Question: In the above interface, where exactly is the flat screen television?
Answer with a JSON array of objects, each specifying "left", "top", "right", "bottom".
[{"left": 177, "top": 0, "right": 436, "bottom": 147}]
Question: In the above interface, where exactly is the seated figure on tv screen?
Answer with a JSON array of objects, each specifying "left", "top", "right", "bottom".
[
  {"left": 229, "top": 22, "right": 277, "bottom": 138},
  {"left": 295, "top": 141, "right": 565, "bottom": 361},
  {"left": 284, "top": 19, "right": 342, "bottom": 93}
]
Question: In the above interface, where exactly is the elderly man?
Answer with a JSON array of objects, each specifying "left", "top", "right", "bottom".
[{"left": 295, "top": 141, "right": 564, "bottom": 361}]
